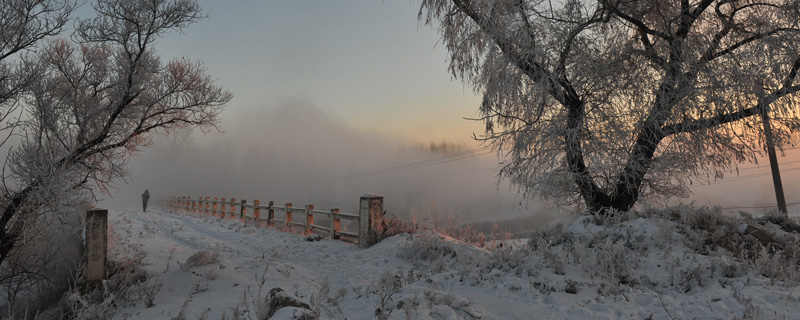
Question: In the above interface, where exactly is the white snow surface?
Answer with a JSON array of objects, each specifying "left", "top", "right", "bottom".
[{"left": 106, "top": 207, "right": 800, "bottom": 319}]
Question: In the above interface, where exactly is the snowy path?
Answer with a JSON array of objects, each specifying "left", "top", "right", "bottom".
[{"left": 109, "top": 207, "right": 800, "bottom": 320}]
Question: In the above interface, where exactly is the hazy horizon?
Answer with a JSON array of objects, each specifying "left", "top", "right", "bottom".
[{"left": 98, "top": 100, "right": 800, "bottom": 223}]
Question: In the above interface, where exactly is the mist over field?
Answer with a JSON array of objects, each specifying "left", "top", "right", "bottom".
[
  {"left": 98, "top": 99, "right": 800, "bottom": 224},
  {"left": 100, "top": 100, "right": 538, "bottom": 223}
]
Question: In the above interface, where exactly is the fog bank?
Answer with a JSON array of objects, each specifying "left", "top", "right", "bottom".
[
  {"left": 99, "top": 100, "right": 800, "bottom": 222},
  {"left": 100, "top": 100, "right": 538, "bottom": 222}
]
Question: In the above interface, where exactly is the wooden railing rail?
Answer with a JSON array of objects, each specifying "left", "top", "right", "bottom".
[{"left": 161, "top": 194, "right": 384, "bottom": 247}]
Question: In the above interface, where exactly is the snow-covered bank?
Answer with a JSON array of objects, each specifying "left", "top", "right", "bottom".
[{"left": 81, "top": 205, "right": 800, "bottom": 319}]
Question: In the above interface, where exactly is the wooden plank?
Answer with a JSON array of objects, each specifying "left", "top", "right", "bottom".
[
  {"left": 311, "top": 225, "right": 331, "bottom": 233},
  {"left": 309, "top": 210, "right": 331, "bottom": 217},
  {"left": 336, "top": 213, "right": 359, "bottom": 221}
]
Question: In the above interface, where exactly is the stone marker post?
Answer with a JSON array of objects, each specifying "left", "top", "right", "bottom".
[
  {"left": 85, "top": 208, "right": 108, "bottom": 284},
  {"left": 359, "top": 194, "right": 384, "bottom": 247}
]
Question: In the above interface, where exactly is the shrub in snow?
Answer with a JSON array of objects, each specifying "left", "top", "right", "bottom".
[
  {"left": 247, "top": 264, "right": 272, "bottom": 320},
  {"left": 308, "top": 277, "right": 346, "bottom": 320},
  {"left": 564, "top": 279, "right": 579, "bottom": 294},
  {"left": 64, "top": 290, "right": 121, "bottom": 320},
  {"left": 141, "top": 280, "right": 163, "bottom": 308},
  {"left": 368, "top": 213, "right": 419, "bottom": 245},
  {"left": 181, "top": 250, "right": 221, "bottom": 270},
  {"left": 397, "top": 234, "right": 455, "bottom": 267},
  {"left": 59, "top": 234, "right": 151, "bottom": 319},
  {"left": 265, "top": 287, "right": 311, "bottom": 319},
  {"left": 0, "top": 206, "right": 85, "bottom": 317},
  {"left": 370, "top": 271, "right": 402, "bottom": 320},
  {"left": 527, "top": 223, "right": 568, "bottom": 251}
]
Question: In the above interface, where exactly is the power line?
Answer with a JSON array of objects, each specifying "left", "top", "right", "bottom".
[
  {"left": 694, "top": 164, "right": 800, "bottom": 186},
  {"left": 342, "top": 146, "right": 493, "bottom": 179},
  {"left": 721, "top": 201, "right": 800, "bottom": 211},
  {"left": 734, "top": 158, "right": 800, "bottom": 172}
]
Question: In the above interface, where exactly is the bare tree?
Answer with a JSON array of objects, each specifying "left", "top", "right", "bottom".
[
  {"left": 419, "top": 0, "right": 800, "bottom": 215},
  {"left": 0, "top": 0, "right": 231, "bottom": 273},
  {"left": 0, "top": 0, "right": 76, "bottom": 143}
]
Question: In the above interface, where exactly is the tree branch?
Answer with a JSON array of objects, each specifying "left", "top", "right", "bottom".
[
  {"left": 607, "top": 7, "right": 672, "bottom": 41},
  {"left": 706, "top": 28, "right": 800, "bottom": 62}
]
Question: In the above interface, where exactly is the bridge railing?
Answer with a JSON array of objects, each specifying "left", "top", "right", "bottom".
[{"left": 161, "top": 194, "right": 384, "bottom": 247}]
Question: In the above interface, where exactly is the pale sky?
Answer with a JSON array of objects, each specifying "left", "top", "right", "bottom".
[{"left": 155, "top": 0, "right": 483, "bottom": 143}]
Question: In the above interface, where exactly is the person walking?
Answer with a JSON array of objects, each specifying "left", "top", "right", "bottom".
[{"left": 142, "top": 189, "right": 150, "bottom": 212}]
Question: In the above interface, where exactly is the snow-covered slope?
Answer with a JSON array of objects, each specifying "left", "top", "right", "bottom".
[{"left": 95, "top": 206, "right": 799, "bottom": 319}]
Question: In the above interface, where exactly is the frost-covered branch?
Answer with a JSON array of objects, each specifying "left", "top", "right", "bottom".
[{"left": 421, "top": 0, "right": 800, "bottom": 215}]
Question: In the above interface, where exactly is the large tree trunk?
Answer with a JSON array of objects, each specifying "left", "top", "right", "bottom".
[
  {"left": 562, "top": 83, "right": 658, "bottom": 216},
  {"left": 571, "top": 120, "right": 666, "bottom": 216},
  {"left": 566, "top": 91, "right": 670, "bottom": 215}
]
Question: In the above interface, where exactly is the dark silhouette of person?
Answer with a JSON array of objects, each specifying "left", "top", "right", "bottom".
[{"left": 142, "top": 189, "right": 150, "bottom": 212}]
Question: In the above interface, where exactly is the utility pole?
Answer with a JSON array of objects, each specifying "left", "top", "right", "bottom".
[{"left": 761, "top": 106, "right": 788, "bottom": 217}]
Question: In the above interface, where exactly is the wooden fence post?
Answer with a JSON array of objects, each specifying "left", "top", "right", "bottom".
[
  {"left": 220, "top": 198, "right": 227, "bottom": 218},
  {"left": 213, "top": 197, "right": 218, "bottom": 217},
  {"left": 285, "top": 203, "right": 293, "bottom": 229},
  {"left": 305, "top": 204, "right": 314, "bottom": 234},
  {"left": 229, "top": 198, "right": 236, "bottom": 219},
  {"left": 253, "top": 199, "right": 260, "bottom": 220},
  {"left": 85, "top": 208, "right": 108, "bottom": 284},
  {"left": 330, "top": 208, "right": 341, "bottom": 239},
  {"left": 359, "top": 194, "right": 384, "bottom": 247},
  {"left": 268, "top": 201, "right": 274, "bottom": 227},
  {"left": 240, "top": 199, "right": 246, "bottom": 220}
]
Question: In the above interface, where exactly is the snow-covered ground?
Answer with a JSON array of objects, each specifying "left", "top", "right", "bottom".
[{"left": 100, "top": 205, "right": 799, "bottom": 319}]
